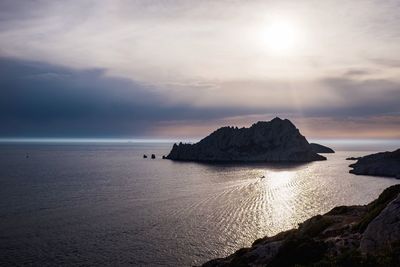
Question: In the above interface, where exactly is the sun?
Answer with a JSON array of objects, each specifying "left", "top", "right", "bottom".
[{"left": 263, "top": 19, "right": 301, "bottom": 55}]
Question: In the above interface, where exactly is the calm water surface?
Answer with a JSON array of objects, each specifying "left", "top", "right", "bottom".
[{"left": 0, "top": 143, "right": 398, "bottom": 266}]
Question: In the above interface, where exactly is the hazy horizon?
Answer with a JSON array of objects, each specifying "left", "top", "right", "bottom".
[{"left": 1, "top": 137, "right": 400, "bottom": 152}]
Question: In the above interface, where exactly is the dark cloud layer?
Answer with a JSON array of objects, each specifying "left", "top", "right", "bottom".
[
  {"left": 312, "top": 76, "right": 400, "bottom": 117},
  {"left": 1, "top": 57, "right": 399, "bottom": 138},
  {"left": 0, "top": 57, "right": 269, "bottom": 137}
]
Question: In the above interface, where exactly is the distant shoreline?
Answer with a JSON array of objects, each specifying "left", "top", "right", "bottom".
[{"left": 1, "top": 138, "right": 399, "bottom": 151}]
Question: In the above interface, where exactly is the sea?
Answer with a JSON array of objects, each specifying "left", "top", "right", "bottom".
[{"left": 0, "top": 141, "right": 399, "bottom": 266}]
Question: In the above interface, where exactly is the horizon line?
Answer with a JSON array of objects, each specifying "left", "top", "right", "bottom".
[
  {"left": 0, "top": 137, "right": 188, "bottom": 144},
  {"left": 0, "top": 137, "right": 399, "bottom": 144}
]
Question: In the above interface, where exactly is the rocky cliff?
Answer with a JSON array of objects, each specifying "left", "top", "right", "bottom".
[
  {"left": 202, "top": 184, "right": 400, "bottom": 267},
  {"left": 309, "top": 143, "right": 335, "bottom": 154},
  {"left": 166, "top": 118, "right": 326, "bottom": 162},
  {"left": 349, "top": 149, "right": 400, "bottom": 178}
]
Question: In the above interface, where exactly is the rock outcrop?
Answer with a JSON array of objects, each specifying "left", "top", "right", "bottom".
[
  {"left": 360, "top": 193, "right": 400, "bottom": 253},
  {"left": 166, "top": 118, "right": 326, "bottom": 162},
  {"left": 349, "top": 149, "right": 400, "bottom": 178},
  {"left": 202, "top": 185, "right": 400, "bottom": 267},
  {"left": 309, "top": 143, "right": 335, "bottom": 154},
  {"left": 346, "top": 157, "right": 361, "bottom": 161}
]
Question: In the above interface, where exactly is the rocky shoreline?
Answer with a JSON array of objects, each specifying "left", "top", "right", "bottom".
[
  {"left": 349, "top": 149, "right": 400, "bottom": 178},
  {"left": 202, "top": 184, "right": 400, "bottom": 267}
]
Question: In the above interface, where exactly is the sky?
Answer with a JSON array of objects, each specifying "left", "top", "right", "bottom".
[{"left": 1, "top": 0, "right": 400, "bottom": 140}]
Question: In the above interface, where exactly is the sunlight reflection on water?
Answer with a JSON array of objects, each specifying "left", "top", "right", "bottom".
[{"left": 265, "top": 170, "right": 298, "bottom": 227}]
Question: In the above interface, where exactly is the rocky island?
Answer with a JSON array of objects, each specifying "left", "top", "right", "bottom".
[
  {"left": 166, "top": 118, "right": 326, "bottom": 162},
  {"left": 202, "top": 184, "right": 400, "bottom": 267},
  {"left": 349, "top": 149, "right": 400, "bottom": 178},
  {"left": 309, "top": 143, "right": 335, "bottom": 154}
]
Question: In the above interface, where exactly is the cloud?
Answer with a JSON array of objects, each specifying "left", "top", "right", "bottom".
[
  {"left": 0, "top": 1, "right": 400, "bottom": 139},
  {"left": 0, "top": 58, "right": 400, "bottom": 138},
  {"left": 1, "top": 56, "right": 400, "bottom": 138},
  {"left": 343, "top": 69, "right": 372, "bottom": 77},
  {"left": 1, "top": 0, "right": 400, "bottom": 84},
  {"left": 370, "top": 58, "right": 400, "bottom": 68},
  {"left": 0, "top": 57, "right": 273, "bottom": 137},
  {"left": 318, "top": 76, "right": 400, "bottom": 117}
]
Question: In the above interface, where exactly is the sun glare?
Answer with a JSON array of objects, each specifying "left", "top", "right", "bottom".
[{"left": 263, "top": 19, "right": 301, "bottom": 55}]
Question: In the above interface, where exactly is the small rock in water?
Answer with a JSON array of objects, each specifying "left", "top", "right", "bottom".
[
  {"left": 143, "top": 154, "right": 148, "bottom": 159},
  {"left": 346, "top": 157, "right": 360, "bottom": 160},
  {"left": 151, "top": 154, "right": 156, "bottom": 159},
  {"left": 162, "top": 155, "right": 166, "bottom": 159}
]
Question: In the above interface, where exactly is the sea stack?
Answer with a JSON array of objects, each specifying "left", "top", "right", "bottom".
[{"left": 166, "top": 117, "right": 326, "bottom": 162}]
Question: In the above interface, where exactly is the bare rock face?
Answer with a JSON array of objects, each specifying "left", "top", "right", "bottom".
[
  {"left": 349, "top": 149, "right": 400, "bottom": 178},
  {"left": 360, "top": 194, "right": 400, "bottom": 253},
  {"left": 166, "top": 117, "right": 326, "bottom": 162},
  {"left": 309, "top": 143, "right": 335, "bottom": 154}
]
